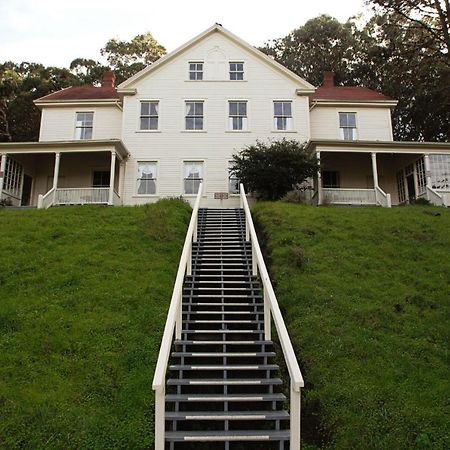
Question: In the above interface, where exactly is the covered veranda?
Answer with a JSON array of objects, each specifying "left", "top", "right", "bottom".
[
  {"left": 0, "top": 139, "right": 129, "bottom": 208},
  {"left": 307, "top": 140, "right": 450, "bottom": 207}
]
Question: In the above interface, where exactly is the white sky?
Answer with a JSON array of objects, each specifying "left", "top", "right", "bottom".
[{"left": 0, "top": 0, "right": 369, "bottom": 68}]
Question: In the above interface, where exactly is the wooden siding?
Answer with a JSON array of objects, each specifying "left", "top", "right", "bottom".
[
  {"left": 39, "top": 106, "right": 122, "bottom": 141},
  {"left": 310, "top": 106, "right": 393, "bottom": 141}
]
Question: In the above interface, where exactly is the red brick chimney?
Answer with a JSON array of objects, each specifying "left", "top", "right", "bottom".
[
  {"left": 101, "top": 71, "right": 116, "bottom": 88},
  {"left": 322, "top": 71, "right": 335, "bottom": 87}
]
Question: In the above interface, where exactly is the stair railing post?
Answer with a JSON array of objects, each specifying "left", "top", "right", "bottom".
[
  {"left": 175, "top": 289, "right": 182, "bottom": 340},
  {"left": 252, "top": 240, "right": 257, "bottom": 276},
  {"left": 290, "top": 382, "right": 301, "bottom": 450},
  {"left": 263, "top": 286, "right": 271, "bottom": 340},
  {"left": 187, "top": 243, "right": 192, "bottom": 276},
  {"left": 154, "top": 386, "right": 165, "bottom": 450}
]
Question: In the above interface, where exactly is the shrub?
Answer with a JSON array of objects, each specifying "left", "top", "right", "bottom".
[{"left": 230, "top": 139, "right": 318, "bottom": 200}]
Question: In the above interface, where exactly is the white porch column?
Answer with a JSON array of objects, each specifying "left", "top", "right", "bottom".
[
  {"left": 0, "top": 153, "right": 6, "bottom": 199},
  {"left": 424, "top": 154, "right": 432, "bottom": 188},
  {"left": 53, "top": 152, "right": 61, "bottom": 190},
  {"left": 317, "top": 151, "right": 322, "bottom": 205},
  {"left": 371, "top": 152, "right": 379, "bottom": 188},
  {"left": 108, "top": 151, "right": 116, "bottom": 205}
]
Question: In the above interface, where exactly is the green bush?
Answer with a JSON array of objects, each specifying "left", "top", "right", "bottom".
[{"left": 231, "top": 139, "right": 318, "bottom": 200}]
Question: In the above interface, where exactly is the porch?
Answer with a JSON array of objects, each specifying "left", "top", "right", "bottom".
[
  {"left": 308, "top": 140, "right": 450, "bottom": 207},
  {"left": 0, "top": 140, "right": 129, "bottom": 208}
]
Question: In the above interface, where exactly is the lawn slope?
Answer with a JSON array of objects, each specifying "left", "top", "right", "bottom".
[
  {"left": 253, "top": 203, "right": 450, "bottom": 450},
  {"left": 0, "top": 201, "right": 191, "bottom": 449}
]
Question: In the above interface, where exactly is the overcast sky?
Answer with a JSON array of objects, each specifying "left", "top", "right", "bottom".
[{"left": 0, "top": 0, "right": 369, "bottom": 68}]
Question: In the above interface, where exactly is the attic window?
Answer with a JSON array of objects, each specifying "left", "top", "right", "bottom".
[
  {"left": 229, "top": 62, "right": 244, "bottom": 80},
  {"left": 189, "top": 62, "right": 203, "bottom": 80}
]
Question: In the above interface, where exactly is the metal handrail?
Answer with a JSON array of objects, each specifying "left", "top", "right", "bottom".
[
  {"left": 152, "top": 183, "right": 203, "bottom": 450},
  {"left": 239, "top": 183, "right": 304, "bottom": 449}
]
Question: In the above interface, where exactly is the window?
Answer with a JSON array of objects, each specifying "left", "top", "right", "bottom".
[
  {"left": 185, "top": 101, "right": 204, "bottom": 130},
  {"left": 273, "top": 101, "right": 292, "bottom": 130},
  {"left": 189, "top": 62, "right": 203, "bottom": 80},
  {"left": 137, "top": 162, "right": 157, "bottom": 195},
  {"left": 397, "top": 170, "right": 406, "bottom": 203},
  {"left": 228, "top": 101, "right": 247, "bottom": 130},
  {"left": 322, "top": 171, "right": 340, "bottom": 188},
  {"left": 429, "top": 154, "right": 450, "bottom": 189},
  {"left": 228, "top": 161, "right": 239, "bottom": 194},
  {"left": 184, "top": 161, "right": 203, "bottom": 195},
  {"left": 3, "top": 157, "right": 23, "bottom": 198},
  {"left": 229, "top": 62, "right": 244, "bottom": 80},
  {"left": 140, "top": 101, "right": 159, "bottom": 130},
  {"left": 75, "top": 112, "right": 93, "bottom": 139},
  {"left": 415, "top": 157, "right": 426, "bottom": 195},
  {"left": 339, "top": 112, "right": 357, "bottom": 140},
  {"left": 92, "top": 171, "right": 110, "bottom": 187}
]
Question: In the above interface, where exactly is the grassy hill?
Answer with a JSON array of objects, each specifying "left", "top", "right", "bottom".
[
  {"left": 0, "top": 201, "right": 191, "bottom": 450},
  {"left": 253, "top": 203, "right": 450, "bottom": 450},
  {"left": 1, "top": 202, "right": 449, "bottom": 449}
]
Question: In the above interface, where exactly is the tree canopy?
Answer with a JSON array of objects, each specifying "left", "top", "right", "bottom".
[
  {"left": 0, "top": 33, "right": 166, "bottom": 142},
  {"left": 261, "top": 2, "right": 450, "bottom": 141}
]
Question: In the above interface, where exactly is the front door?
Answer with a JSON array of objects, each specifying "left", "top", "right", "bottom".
[
  {"left": 21, "top": 174, "right": 33, "bottom": 206},
  {"left": 406, "top": 174, "right": 416, "bottom": 203}
]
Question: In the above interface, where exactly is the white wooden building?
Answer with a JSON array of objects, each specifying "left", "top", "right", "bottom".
[{"left": 1, "top": 24, "right": 449, "bottom": 208}]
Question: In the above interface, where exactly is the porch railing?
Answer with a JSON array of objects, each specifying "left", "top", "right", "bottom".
[
  {"left": 55, "top": 187, "right": 109, "bottom": 205},
  {"left": 37, "top": 187, "right": 55, "bottom": 209},
  {"left": 322, "top": 188, "right": 376, "bottom": 205},
  {"left": 240, "top": 184, "right": 304, "bottom": 449},
  {"left": 152, "top": 183, "right": 203, "bottom": 450},
  {"left": 113, "top": 189, "right": 121, "bottom": 206},
  {"left": 375, "top": 186, "right": 392, "bottom": 208}
]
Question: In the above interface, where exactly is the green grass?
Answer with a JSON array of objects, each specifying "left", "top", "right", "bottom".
[
  {"left": 0, "top": 200, "right": 191, "bottom": 449},
  {"left": 253, "top": 203, "right": 450, "bottom": 450}
]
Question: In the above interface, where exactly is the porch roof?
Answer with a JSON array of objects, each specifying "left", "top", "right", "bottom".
[
  {"left": 0, "top": 139, "right": 130, "bottom": 159},
  {"left": 306, "top": 139, "right": 450, "bottom": 155}
]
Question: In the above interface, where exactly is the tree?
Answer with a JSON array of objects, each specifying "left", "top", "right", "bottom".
[
  {"left": 0, "top": 63, "right": 79, "bottom": 142},
  {"left": 367, "top": 0, "right": 450, "bottom": 55},
  {"left": 260, "top": 15, "right": 362, "bottom": 86},
  {"left": 100, "top": 32, "right": 166, "bottom": 83},
  {"left": 230, "top": 139, "right": 319, "bottom": 201},
  {"left": 261, "top": 13, "right": 450, "bottom": 141}
]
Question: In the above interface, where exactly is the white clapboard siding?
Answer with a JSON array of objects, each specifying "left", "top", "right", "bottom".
[
  {"left": 310, "top": 106, "right": 393, "bottom": 141},
  {"left": 39, "top": 106, "right": 122, "bottom": 141},
  {"left": 120, "top": 32, "right": 311, "bottom": 206}
]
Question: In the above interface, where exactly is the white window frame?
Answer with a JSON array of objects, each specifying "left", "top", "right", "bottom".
[
  {"left": 228, "top": 101, "right": 248, "bottom": 131},
  {"left": 339, "top": 112, "right": 357, "bottom": 140},
  {"left": 183, "top": 160, "right": 204, "bottom": 196},
  {"left": 188, "top": 61, "right": 203, "bottom": 81},
  {"left": 3, "top": 156, "right": 24, "bottom": 199},
  {"left": 184, "top": 101, "right": 204, "bottom": 131},
  {"left": 139, "top": 101, "right": 159, "bottom": 131},
  {"left": 273, "top": 101, "right": 293, "bottom": 131},
  {"left": 229, "top": 62, "right": 244, "bottom": 81},
  {"left": 136, "top": 161, "right": 158, "bottom": 196},
  {"left": 74, "top": 112, "right": 94, "bottom": 140}
]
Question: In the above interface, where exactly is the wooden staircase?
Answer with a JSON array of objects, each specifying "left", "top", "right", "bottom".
[{"left": 165, "top": 209, "right": 289, "bottom": 449}]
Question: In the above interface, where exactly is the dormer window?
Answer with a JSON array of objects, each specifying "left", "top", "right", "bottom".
[
  {"left": 339, "top": 112, "right": 357, "bottom": 140},
  {"left": 229, "top": 62, "right": 244, "bottom": 80},
  {"left": 75, "top": 112, "right": 93, "bottom": 140},
  {"left": 189, "top": 62, "right": 203, "bottom": 80}
]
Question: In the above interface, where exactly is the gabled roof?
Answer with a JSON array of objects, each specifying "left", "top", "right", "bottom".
[
  {"left": 117, "top": 24, "right": 316, "bottom": 93},
  {"left": 35, "top": 86, "right": 119, "bottom": 103},
  {"left": 313, "top": 86, "right": 394, "bottom": 102}
]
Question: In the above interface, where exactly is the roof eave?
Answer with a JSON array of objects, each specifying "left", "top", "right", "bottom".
[{"left": 312, "top": 99, "right": 398, "bottom": 108}]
